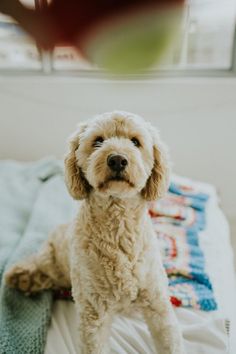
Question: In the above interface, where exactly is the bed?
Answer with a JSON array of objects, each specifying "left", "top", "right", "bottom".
[
  {"left": 0, "top": 160, "right": 235, "bottom": 354},
  {"left": 45, "top": 175, "right": 236, "bottom": 354}
]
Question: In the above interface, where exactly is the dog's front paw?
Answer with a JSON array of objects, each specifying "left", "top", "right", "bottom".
[{"left": 5, "top": 264, "right": 52, "bottom": 295}]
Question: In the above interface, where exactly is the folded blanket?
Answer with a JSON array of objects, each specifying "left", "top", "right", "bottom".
[
  {"left": 0, "top": 158, "right": 75, "bottom": 354},
  {"left": 0, "top": 158, "right": 217, "bottom": 354}
]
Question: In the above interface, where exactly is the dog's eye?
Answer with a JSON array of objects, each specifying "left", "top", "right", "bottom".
[
  {"left": 93, "top": 136, "right": 104, "bottom": 147},
  {"left": 131, "top": 137, "right": 141, "bottom": 147}
]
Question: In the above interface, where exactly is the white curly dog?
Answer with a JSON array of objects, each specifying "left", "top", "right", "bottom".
[{"left": 5, "top": 111, "right": 185, "bottom": 354}]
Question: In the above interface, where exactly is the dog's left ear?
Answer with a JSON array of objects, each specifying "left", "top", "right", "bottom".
[{"left": 141, "top": 127, "right": 170, "bottom": 201}]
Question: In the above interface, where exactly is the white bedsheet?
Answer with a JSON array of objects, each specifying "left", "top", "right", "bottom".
[{"left": 45, "top": 177, "right": 236, "bottom": 354}]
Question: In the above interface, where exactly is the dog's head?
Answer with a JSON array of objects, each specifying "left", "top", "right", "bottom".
[{"left": 65, "top": 111, "right": 170, "bottom": 201}]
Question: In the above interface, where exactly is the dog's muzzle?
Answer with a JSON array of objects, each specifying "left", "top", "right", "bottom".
[{"left": 107, "top": 154, "right": 128, "bottom": 173}]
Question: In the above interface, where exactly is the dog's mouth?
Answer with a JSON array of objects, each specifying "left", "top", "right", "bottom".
[
  {"left": 108, "top": 175, "right": 126, "bottom": 182},
  {"left": 98, "top": 173, "right": 134, "bottom": 190}
]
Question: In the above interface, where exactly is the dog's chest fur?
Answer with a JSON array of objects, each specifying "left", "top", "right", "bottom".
[{"left": 73, "top": 195, "right": 152, "bottom": 304}]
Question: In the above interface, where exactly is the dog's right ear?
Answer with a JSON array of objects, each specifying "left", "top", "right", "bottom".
[{"left": 64, "top": 123, "right": 91, "bottom": 200}]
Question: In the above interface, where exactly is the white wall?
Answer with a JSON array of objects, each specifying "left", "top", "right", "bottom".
[{"left": 0, "top": 77, "right": 236, "bottom": 227}]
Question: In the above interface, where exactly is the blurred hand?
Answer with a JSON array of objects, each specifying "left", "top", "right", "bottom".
[
  {"left": 0, "top": 0, "right": 185, "bottom": 73},
  {"left": 0, "top": 0, "right": 21, "bottom": 15}
]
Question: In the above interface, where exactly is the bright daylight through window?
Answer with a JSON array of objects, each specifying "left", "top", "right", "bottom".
[{"left": 0, "top": 0, "right": 235, "bottom": 73}]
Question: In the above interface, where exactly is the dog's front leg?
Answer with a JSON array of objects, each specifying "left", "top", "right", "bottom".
[
  {"left": 74, "top": 297, "right": 112, "bottom": 354},
  {"left": 139, "top": 288, "right": 185, "bottom": 354}
]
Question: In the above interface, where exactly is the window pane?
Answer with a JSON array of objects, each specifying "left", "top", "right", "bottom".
[
  {"left": 157, "top": 0, "right": 236, "bottom": 70},
  {"left": 52, "top": 47, "right": 94, "bottom": 71},
  {"left": 0, "top": 14, "right": 41, "bottom": 70},
  {"left": 186, "top": 0, "right": 235, "bottom": 68}
]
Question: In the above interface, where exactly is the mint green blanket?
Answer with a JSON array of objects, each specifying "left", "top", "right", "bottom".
[{"left": 0, "top": 158, "right": 76, "bottom": 354}]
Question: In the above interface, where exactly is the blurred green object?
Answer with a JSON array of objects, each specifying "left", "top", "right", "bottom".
[{"left": 84, "top": 8, "right": 184, "bottom": 74}]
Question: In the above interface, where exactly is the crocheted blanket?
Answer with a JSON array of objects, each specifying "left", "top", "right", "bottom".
[
  {"left": 150, "top": 183, "right": 217, "bottom": 311},
  {"left": 0, "top": 159, "right": 217, "bottom": 354}
]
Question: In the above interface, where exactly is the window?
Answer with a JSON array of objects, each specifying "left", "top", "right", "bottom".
[{"left": 0, "top": 0, "right": 236, "bottom": 76}]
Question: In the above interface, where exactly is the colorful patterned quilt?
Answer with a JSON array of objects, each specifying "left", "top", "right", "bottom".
[{"left": 150, "top": 181, "right": 217, "bottom": 311}]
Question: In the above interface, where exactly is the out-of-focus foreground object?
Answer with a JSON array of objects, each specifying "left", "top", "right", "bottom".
[{"left": 0, "top": 0, "right": 185, "bottom": 73}]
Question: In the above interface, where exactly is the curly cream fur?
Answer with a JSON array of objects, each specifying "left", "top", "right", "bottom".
[{"left": 5, "top": 111, "right": 185, "bottom": 354}]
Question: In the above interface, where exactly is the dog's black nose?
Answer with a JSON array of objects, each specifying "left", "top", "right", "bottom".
[{"left": 107, "top": 154, "right": 128, "bottom": 172}]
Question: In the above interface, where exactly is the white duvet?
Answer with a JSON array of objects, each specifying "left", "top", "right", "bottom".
[{"left": 45, "top": 176, "right": 236, "bottom": 354}]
